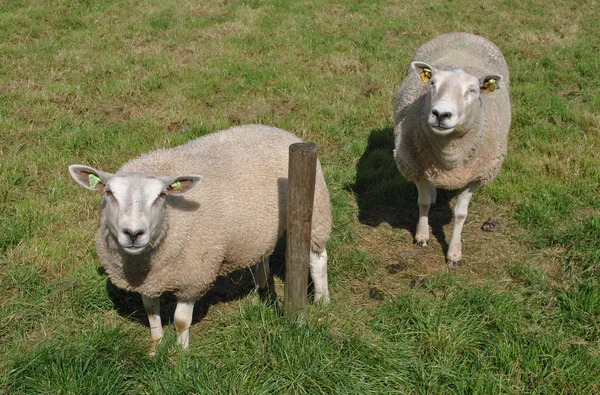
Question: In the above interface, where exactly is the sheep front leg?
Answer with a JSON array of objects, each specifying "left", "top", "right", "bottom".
[
  {"left": 142, "top": 295, "right": 163, "bottom": 356},
  {"left": 174, "top": 300, "right": 195, "bottom": 350},
  {"left": 415, "top": 179, "right": 433, "bottom": 247},
  {"left": 447, "top": 183, "right": 478, "bottom": 266},
  {"left": 310, "top": 248, "right": 329, "bottom": 303}
]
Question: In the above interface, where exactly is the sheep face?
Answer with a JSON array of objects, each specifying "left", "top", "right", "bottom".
[
  {"left": 68, "top": 165, "right": 203, "bottom": 255},
  {"left": 411, "top": 62, "right": 502, "bottom": 137},
  {"left": 103, "top": 175, "right": 168, "bottom": 255}
]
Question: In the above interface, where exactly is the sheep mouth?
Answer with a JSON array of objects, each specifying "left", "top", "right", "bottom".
[
  {"left": 429, "top": 125, "right": 455, "bottom": 136},
  {"left": 122, "top": 244, "right": 148, "bottom": 255}
]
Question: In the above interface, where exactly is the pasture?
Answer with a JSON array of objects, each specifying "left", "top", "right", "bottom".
[{"left": 1, "top": 0, "right": 599, "bottom": 393}]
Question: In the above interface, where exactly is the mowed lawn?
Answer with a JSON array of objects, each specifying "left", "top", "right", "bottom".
[{"left": 1, "top": 0, "right": 599, "bottom": 393}]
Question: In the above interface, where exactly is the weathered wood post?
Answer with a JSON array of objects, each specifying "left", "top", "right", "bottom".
[{"left": 284, "top": 142, "right": 318, "bottom": 322}]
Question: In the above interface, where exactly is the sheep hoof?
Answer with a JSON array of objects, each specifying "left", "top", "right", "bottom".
[
  {"left": 447, "top": 259, "right": 461, "bottom": 267},
  {"left": 148, "top": 340, "right": 161, "bottom": 357},
  {"left": 415, "top": 240, "right": 428, "bottom": 247},
  {"left": 314, "top": 292, "right": 330, "bottom": 304},
  {"left": 258, "top": 288, "right": 278, "bottom": 305}
]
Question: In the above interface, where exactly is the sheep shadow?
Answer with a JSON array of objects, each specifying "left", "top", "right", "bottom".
[
  {"left": 349, "top": 127, "right": 454, "bottom": 253},
  {"left": 106, "top": 269, "right": 255, "bottom": 328},
  {"left": 104, "top": 237, "right": 290, "bottom": 328}
]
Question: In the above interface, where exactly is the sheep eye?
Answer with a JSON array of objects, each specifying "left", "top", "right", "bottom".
[
  {"left": 465, "top": 88, "right": 478, "bottom": 99},
  {"left": 154, "top": 192, "right": 166, "bottom": 206},
  {"left": 105, "top": 190, "right": 117, "bottom": 203}
]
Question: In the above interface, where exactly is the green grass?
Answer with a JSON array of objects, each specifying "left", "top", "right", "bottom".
[{"left": 1, "top": 0, "right": 599, "bottom": 393}]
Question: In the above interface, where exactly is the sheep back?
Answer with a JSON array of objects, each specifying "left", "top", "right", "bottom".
[
  {"left": 96, "top": 125, "right": 332, "bottom": 300},
  {"left": 394, "top": 32, "right": 511, "bottom": 189}
]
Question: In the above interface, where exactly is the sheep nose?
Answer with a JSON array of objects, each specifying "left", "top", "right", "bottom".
[
  {"left": 123, "top": 229, "right": 145, "bottom": 243},
  {"left": 432, "top": 109, "right": 452, "bottom": 122}
]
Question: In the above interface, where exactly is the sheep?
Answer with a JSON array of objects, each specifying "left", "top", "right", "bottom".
[
  {"left": 68, "top": 124, "right": 332, "bottom": 353},
  {"left": 393, "top": 32, "right": 511, "bottom": 266}
]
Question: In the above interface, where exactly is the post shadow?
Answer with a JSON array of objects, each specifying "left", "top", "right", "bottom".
[{"left": 349, "top": 127, "right": 454, "bottom": 253}]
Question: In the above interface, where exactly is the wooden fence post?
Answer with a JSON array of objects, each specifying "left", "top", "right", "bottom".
[{"left": 284, "top": 142, "right": 318, "bottom": 322}]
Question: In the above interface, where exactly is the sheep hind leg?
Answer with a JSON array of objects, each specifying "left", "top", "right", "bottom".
[
  {"left": 254, "top": 256, "right": 270, "bottom": 293},
  {"left": 142, "top": 295, "right": 163, "bottom": 356},
  {"left": 174, "top": 300, "right": 195, "bottom": 350},
  {"left": 447, "top": 183, "right": 478, "bottom": 267},
  {"left": 310, "top": 248, "right": 329, "bottom": 303},
  {"left": 254, "top": 256, "right": 276, "bottom": 303},
  {"left": 415, "top": 179, "right": 432, "bottom": 247}
]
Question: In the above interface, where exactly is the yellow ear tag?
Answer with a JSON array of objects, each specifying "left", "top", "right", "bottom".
[
  {"left": 89, "top": 174, "right": 102, "bottom": 189},
  {"left": 420, "top": 68, "right": 432, "bottom": 82},
  {"left": 484, "top": 78, "right": 498, "bottom": 92},
  {"left": 170, "top": 181, "right": 181, "bottom": 190}
]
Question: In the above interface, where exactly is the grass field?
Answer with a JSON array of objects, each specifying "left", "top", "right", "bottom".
[{"left": 1, "top": 0, "right": 599, "bottom": 393}]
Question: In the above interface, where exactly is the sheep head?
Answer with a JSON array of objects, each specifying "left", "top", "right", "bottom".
[
  {"left": 68, "top": 165, "right": 203, "bottom": 255},
  {"left": 411, "top": 61, "right": 502, "bottom": 137}
]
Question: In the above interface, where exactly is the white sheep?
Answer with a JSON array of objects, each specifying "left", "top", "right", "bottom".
[
  {"left": 393, "top": 32, "right": 511, "bottom": 266},
  {"left": 68, "top": 124, "right": 332, "bottom": 353}
]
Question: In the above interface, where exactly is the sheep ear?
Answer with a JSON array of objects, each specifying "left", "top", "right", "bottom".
[
  {"left": 68, "top": 165, "right": 113, "bottom": 191},
  {"left": 480, "top": 74, "right": 502, "bottom": 93},
  {"left": 411, "top": 62, "right": 434, "bottom": 83},
  {"left": 162, "top": 175, "right": 204, "bottom": 196}
]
